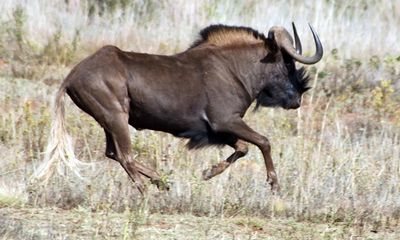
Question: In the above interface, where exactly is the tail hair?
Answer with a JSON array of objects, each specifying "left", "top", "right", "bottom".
[{"left": 31, "top": 86, "right": 89, "bottom": 182}]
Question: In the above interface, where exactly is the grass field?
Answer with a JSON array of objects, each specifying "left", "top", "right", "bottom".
[
  {"left": 0, "top": 0, "right": 400, "bottom": 239},
  {"left": 2, "top": 207, "right": 400, "bottom": 239}
]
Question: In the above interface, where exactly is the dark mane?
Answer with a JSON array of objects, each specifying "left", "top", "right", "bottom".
[
  {"left": 190, "top": 24, "right": 267, "bottom": 48},
  {"left": 293, "top": 67, "right": 311, "bottom": 93}
]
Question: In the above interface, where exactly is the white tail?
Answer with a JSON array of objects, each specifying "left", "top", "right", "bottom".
[{"left": 31, "top": 86, "right": 89, "bottom": 182}]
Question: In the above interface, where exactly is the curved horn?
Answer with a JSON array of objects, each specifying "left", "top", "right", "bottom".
[
  {"left": 269, "top": 23, "right": 323, "bottom": 64},
  {"left": 292, "top": 22, "right": 302, "bottom": 54}
]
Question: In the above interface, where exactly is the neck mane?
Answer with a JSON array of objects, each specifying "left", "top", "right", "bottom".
[{"left": 190, "top": 24, "right": 267, "bottom": 48}]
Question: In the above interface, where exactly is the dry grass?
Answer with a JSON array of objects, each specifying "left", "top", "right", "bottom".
[
  {"left": 0, "top": 0, "right": 400, "bottom": 239},
  {"left": 1, "top": 207, "right": 399, "bottom": 239},
  {"left": 0, "top": 0, "right": 399, "bottom": 58}
]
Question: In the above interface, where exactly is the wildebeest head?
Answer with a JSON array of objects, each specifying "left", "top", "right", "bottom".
[{"left": 256, "top": 23, "right": 323, "bottom": 110}]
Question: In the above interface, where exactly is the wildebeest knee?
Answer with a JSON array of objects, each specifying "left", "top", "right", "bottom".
[
  {"left": 259, "top": 137, "right": 271, "bottom": 153},
  {"left": 236, "top": 142, "right": 249, "bottom": 156}
]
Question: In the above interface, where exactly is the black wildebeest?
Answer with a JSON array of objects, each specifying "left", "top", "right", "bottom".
[{"left": 35, "top": 23, "right": 322, "bottom": 194}]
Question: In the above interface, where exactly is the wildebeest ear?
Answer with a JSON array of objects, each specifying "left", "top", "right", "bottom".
[
  {"left": 261, "top": 37, "right": 279, "bottom": 63},
  {"left": 266, "top": 31, "right": 279, "bottom": 54}
]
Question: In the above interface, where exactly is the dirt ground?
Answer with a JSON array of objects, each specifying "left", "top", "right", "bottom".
[{"left": 1, "top": 207, "right": 399, "bottom": 240}]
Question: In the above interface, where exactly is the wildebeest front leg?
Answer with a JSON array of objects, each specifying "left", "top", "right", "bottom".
[
  {"left": 214, "top": 118, "right": 280, "bottom": 192},
  {"left": 202, "top": 140, "right": 248, "bottom": 180}
]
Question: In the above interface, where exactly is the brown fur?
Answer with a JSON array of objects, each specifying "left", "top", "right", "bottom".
[{"left": 191, "top": 24, "right": 266, "bottom": 48}]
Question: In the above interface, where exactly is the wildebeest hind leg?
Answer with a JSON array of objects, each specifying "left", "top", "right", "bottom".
[
  {"left": 103, "top": 114, "right": 147, "bottom": 194},
  {"left": 202, "top": 139, "right": 248, "bottom": 180},
  {"left": 105, "top": 129, "right": 117, "bottom": 160},
  {"left": 104, "top": 129, "right": 167, "bottom": 190}
]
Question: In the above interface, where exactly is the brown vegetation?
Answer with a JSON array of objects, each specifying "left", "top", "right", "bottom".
[{"left": 0, "top": 0, "right": 399, "bottom": 238}]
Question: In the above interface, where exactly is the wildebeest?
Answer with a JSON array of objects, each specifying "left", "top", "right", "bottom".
[{"left": 35, "top": 23, "right": 322, "bottom": 194}]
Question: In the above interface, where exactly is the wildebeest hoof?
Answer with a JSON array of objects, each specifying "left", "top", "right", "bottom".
[
  {"left": 270, "top": 182, "right": 280, "bottom": 194},
  {"left": 202, "top": 165, "right": 220, "bottom": 180},
  {"left": 151, "top": 179, "right": 170, "bottom": 191},
  {"left": 202, "top": 162, "right": 230, "bottom": 180},
  {"left": 267, "top": 172, "right": 280, "bottom": 193},
  {"left": 202, "top": 169, "right": 213, "bottom": 180}
]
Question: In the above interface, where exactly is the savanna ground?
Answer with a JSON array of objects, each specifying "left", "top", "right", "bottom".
[{"left": 0, "top": 0, "right": 399, "bottom": 239}]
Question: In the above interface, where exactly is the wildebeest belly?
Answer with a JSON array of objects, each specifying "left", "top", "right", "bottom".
[
  {"left": 127, "top": 74, "right": 207, "bottom": 131},
  {"left": 128, "top": 104, "right": 203, "bottom": 133},
  {"left": 128, "top": 104, "right": 237, "bottom": 149}
]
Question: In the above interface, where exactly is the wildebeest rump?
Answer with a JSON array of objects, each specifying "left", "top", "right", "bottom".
[{"left": 35, "top": 23, "right": 323, "bottom": 194}]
